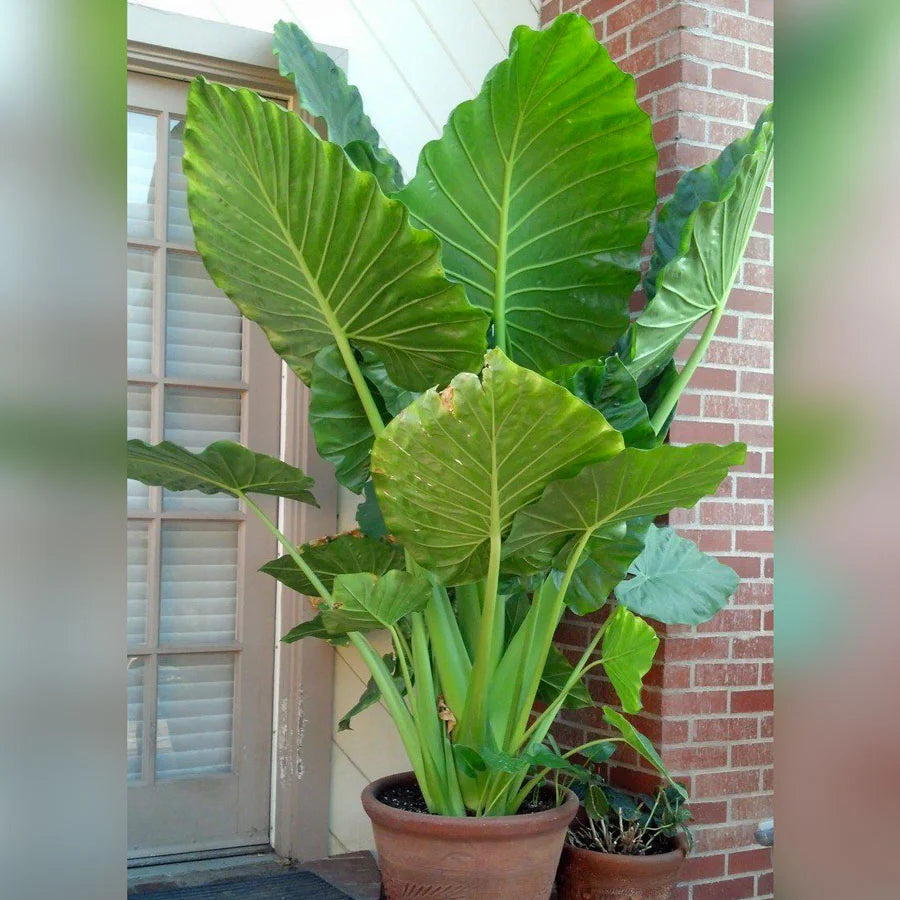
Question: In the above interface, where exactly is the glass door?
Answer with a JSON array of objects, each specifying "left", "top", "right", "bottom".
[{"left": 126, "top": 72, "right": 281, "bottom": 859}]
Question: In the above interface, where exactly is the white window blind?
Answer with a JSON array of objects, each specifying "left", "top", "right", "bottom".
[
  {"left": 167, "top": 117, "right": 193, "bottom": 245},
  {"left": 159, "top": 522, "right": 238, "bottom": 645},
  {"left": 127, "top": 91, "right": 247, "bottom": 787},
  {"left": 127, "top": 385, "right": 151, "bottom": 511},
  {"left": 156, "top": 654, "right": 235, "bottom": 779},
  {"left": 127, "top": 111, "right": 156, "bottom": 239},
  {"left": 127, "top": 658, "right": 144, "bottom": 783},
  {"left": 166, "top": 253, "right": 243, "bottom": 382},
  {"left": 127, "top": 521, "right": 150, "bottom": 647},
  {"left": 128, "top": 247, "right": 154, "bottom": 375}
]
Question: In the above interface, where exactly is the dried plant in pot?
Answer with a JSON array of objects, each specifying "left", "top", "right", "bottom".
[
  {"left": 125, "top": 12, "right": 772, "bottom": 900},
  {"left": 555, "top": 755, "right": 693, "bottom": 900}
]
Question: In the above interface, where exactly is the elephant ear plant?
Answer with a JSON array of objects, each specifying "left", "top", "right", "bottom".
[{"left": 128, "top": 14, "right": 774, "bottom": 817}]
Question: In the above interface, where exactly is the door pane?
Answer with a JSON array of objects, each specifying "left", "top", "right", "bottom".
[
  {"left": 128, "top": 111, "right": 158, "bottom": 239},
  {"left": 127, "top": 384, "right": 152, "bottom": 510},
  {"left": 128, "top": 247, "right": 154, "bottom": 375},
  {"left": 160, "top": 522, "right": 238, "bottom": 645},
  {"left": 167, "top": 116, "right": 192, "bottom": 245},
  {"left": 156, "top": 653, "right": 235, "bottom": 779},
  {"left": 127, "top": 521, "right": 150, "bottom": 647},
  {"left": 166, "top": 252, "right": 242, "bottom": 382},
  {"left": 127, "top": 658, "right": 145, "bottom": 783},
  {"left": 163, "top": 387, "right": 241, "bottom": 511}
]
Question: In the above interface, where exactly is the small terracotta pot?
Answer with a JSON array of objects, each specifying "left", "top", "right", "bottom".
[
  {"left": 555, "top": 840, "right": 686, "bottom": 900},
  {"left": 362, "top": 771, "right": 579, "bottom": 900}
]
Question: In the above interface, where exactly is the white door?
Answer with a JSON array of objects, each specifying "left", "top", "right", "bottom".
[{"left": 126, "top": 72, "right": 283, "bottom": 860}]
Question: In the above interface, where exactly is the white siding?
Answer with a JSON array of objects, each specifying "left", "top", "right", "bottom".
[
  {"left": 130, "top": 0, "right": 540, "bottom": 854},
  {"left": 130, "top": 0, "right": 539, "bottom": 175}
]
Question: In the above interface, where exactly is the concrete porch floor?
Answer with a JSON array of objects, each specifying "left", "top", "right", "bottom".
[{"left": 128, "top": 851, "right": 382, "bottom": 900}]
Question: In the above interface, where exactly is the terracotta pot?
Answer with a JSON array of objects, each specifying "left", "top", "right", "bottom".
[
  {"left": 362, "top": 771, "right": 579, "bottom": 900},
  {"left": 555, "top": 840, "right": 686, "bottom": 900}
]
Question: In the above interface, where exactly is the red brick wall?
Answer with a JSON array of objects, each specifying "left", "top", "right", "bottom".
[{"left": 542, "top": 3, "right": 774, "bottom": 898}]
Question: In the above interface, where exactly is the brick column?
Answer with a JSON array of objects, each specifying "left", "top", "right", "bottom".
[{"left": 542, "top": 3, "right": 774, "bottom": 899}]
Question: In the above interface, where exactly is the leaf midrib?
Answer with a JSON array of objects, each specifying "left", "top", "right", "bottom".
[{"left": 208, "top": 85, "right": 381, "bottom": 394}]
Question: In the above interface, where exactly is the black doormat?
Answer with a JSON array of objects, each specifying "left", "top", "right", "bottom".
[{"left": 129, "top": 871, "right": 353, "bottom": 899}]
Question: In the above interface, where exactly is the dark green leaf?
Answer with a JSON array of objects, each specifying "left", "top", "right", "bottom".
[
  {"left": 581, "top": 743, "right": 617, "bottom": 765},
  {"left": 372, "top": 349, "right": 623, "bottom": 584},
  {"left": 523, "top": 744, "right": 583, "bottom": 780},
  {"left": 501, "top": 576, "right": 534, "bottom": 639},
  {"left": 503, "top": 443, "right": 746, "bottom": 570},
  {"left": 272, "top": 20, "right": 403, "bottom": 188},
  {"left": 600, "top": 605, "right": 659, "bottom": 713},
  {"left": 261, "top": 531, "right": 403, "bottom": 598},
  {"left": 605, "top": 786, "right": 642, "bottom": 820},
  {"left": 127, "top": 439, "right": 317, "bottom": 504},
  {"left": 537, "top": 646, "right": 593, "bottom": 709},
  {"left": 309, "top": 345, "right": 375, "bottom": 493},
  {"left": 615, "top": 525, "right": 739, "bottom": 625},
  {"left": 359, "top": 349, "right": 420, "bottom": 418},
  {"left": 638, "top": 360, "right": 679, "bottom": 442},
  {"left": 396, "top": 14, "right": 656, "bottom": 372},
  {"left": 338, "top": 653, "right": 405, "bottom": 731},
  {"left": 452, "top": 744, "right": 487, "bottom": 779},
  {"left": 356, "top": 481, "right": 389, "bottom": 539},
  {"left": 343, "top": 140, "right": 401, "bottom": 194},
  {"left": 561, "top": 517, "right": 651, "bottom": 615},
  {"left": 281, "top": 613, "right": 348, "bottom": 646},
  {"left": 320, "top": 570, "right": 431, "bottom": 634},
  {"left": 628, "top": 105, "right": 775, "bottom": 386},
  {"left": 547, "top": 357, "right": 656, "bottom": 449},
  {"left": 585, "top": 783, "right": 609, "bottom": 820},
  {"left": 183, "top": 77, "right": 487, "bottom": 389}
]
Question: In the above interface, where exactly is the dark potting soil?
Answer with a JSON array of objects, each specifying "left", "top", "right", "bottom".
[{"left": 378, "top": 783, "right": 556, "bottom": 816}]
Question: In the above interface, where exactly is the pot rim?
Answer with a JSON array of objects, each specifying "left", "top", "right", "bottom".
[
  {"left": 362, "top": 770, "right": 579, "bottom": 838},
  {"left": 561, "top": 838, "right": 687, "bottom": 867}
]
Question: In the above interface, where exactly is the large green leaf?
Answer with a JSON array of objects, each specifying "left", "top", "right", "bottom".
[
  {"left": 127, "top": 439, "right": 317, "bottom": 504},
  {"left": 600, "top": 604, "right": 659, "bottom": 713},
  {"left": 371, "top": 349, "right": 624, "bottom": 584},
  {"left": 537, "top": 646, "right": 593, "bottom": 709},
  {"left": 319, "top": 570, "right": 431, "bottom": 634},
  {"left": 272, "top": 20, "right": 402, "bottom": 189},
  {"left": 615, "top": 525, "right": 739, "bottom": 625},
  {"left": 547, "top": 357, "right": 655, "bottom": 449},
  {"left": 261, "top": 531, "right": 403, "bottom": 598},
  {"left": 628, "top": 105, "right": 775, "bottom": 386},
  {"left": 396, "top": 14, "right": 656, "bottom": 372},
  {"left": 646, "top": 105, "right": 774, "bottom": 300},
  {"left": 602, "top": 707, "right": 687, "bottom": 800},
  {"left": 309, "top": 345, "right": 374, "bottom": 493},
  {"left": 503, "top": 443, "right": 746, "bottom": 568},
  {"left": 183, "top": 77, "right": 487, "bottom": 390},
  {"left": 563, "top": 517, "right": 651, "bottom": 614}
]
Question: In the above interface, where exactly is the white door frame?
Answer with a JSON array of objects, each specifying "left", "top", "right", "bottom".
[{"left": 127, "top": 3, "right": 342, "bottom": 861}]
